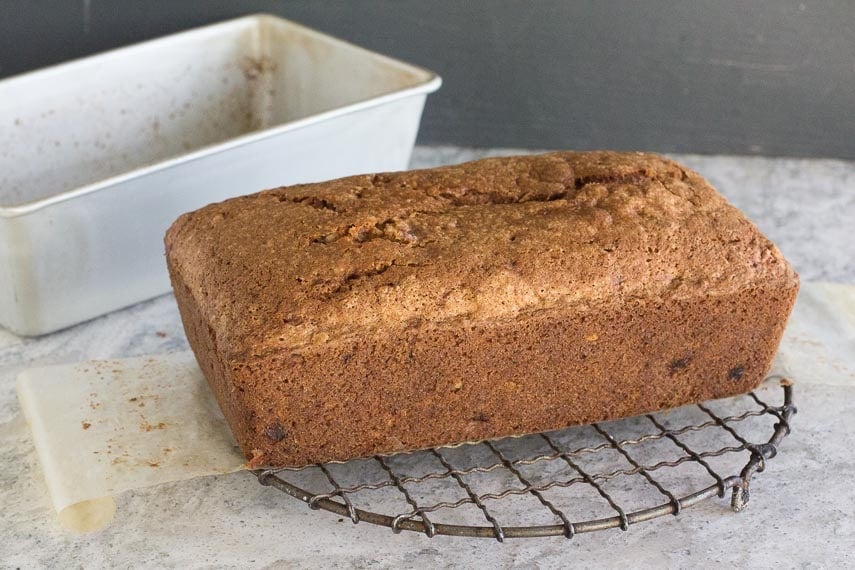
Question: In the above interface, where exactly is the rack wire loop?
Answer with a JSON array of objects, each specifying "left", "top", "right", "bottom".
[{"left": 256, "top": 380, "right": 795, "bottom": 539}]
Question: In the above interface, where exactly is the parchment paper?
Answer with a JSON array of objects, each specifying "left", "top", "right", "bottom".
[
  {"left": 771, "top": 281, "right": 855, "bottom": 386},
  {"left": 16, "top": 281, "right": 854, "bottom": 533},
  {"left": 16, "top": 352, "right": 245, "bottom": 532}
]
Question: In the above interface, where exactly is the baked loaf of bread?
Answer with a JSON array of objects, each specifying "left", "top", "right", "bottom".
[{"left": 165, "top": 151, "right": 799, "bottom": 468}]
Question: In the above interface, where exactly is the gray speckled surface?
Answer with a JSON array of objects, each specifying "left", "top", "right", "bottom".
[{"left": 2, "top": 147, "right": 854, "bottom": 568}]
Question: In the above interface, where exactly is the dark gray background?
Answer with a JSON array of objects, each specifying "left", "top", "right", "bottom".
[{"left": 2, "top": 1, "right": 853, "bottom": 158}]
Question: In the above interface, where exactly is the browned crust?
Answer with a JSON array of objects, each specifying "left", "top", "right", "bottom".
[
  {"left": 167, "top": 256, "right": 253, "bottom": 456},
  {"left": 165, "top": 151, "right": 799, "bottom": 467},
  {"left": 229, "top": 281, "right": 796, "bottom": 467}
]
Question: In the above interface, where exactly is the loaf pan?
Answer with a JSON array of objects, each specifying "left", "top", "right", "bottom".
[{"left": 0, "top": 14, "right": 441, "bottom": 336}]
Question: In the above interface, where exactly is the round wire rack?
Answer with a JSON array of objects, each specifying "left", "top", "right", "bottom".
[{"left": 256, "top": 378, "right": 795, "bottom": 540}]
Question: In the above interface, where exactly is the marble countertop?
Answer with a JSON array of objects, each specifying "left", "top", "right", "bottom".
[{"left": 1, "top": 146, "right": 853, "bottom": 568}]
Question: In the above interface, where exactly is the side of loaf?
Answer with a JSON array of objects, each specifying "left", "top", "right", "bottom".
[{"left": 165, "top": 151, "right": 799, "bottom": 468}]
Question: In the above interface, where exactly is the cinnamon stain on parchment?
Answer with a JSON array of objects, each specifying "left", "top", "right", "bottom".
[
  {"left": 79, "top": 360, "right": 185, "bottom": 473},
  {"left": 109, "top": 450, "right": 130, "bottom": 466},
  {"left": 139, "top": 420, "right": 167, "bottom": 432}
]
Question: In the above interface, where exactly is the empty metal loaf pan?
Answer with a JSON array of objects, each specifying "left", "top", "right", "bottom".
[{"left": 0, "top": 14, "right": 441, "bottom": 336}]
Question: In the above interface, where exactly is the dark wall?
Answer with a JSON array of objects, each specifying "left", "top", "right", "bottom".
[{"left": 2, "top": 1, "right": 853, "bottom": 158}]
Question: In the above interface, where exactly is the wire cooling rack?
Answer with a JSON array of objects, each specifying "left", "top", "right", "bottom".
[{"left": 256, "top": 378, "right": 795, "bottom": 540}]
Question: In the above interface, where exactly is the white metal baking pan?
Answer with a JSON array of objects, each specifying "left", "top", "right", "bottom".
[{"left": 0, "top": 14, "right": 441, "bottom": 336}]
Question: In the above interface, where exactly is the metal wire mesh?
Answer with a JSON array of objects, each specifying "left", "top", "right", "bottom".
[{"left": 256, "top": 378, "right": 795, "bottom": 540}]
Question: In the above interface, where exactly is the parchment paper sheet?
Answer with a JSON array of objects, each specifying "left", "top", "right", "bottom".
[
  {"left": 16, "top": 281, "right": 854, "bottom": 533},
  {"left": 16, "top": 352, "right": 245, "bottom": 532},
  {"left": 771, "top": 281, "right": 855, "bottom": 385}
]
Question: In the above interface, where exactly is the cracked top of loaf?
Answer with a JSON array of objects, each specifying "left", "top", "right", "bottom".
[{"left": 165, "top": 151, "right": 797, "bottom": 361}]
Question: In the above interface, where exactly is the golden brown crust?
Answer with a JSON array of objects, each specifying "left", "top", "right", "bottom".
[{"left": 165, "top": 151, "right": 799, "bottom": 467}]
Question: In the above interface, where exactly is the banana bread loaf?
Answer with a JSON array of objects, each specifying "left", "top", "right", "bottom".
[{"left": 165, "top": 151, "right": 799, "bottom": 468}]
